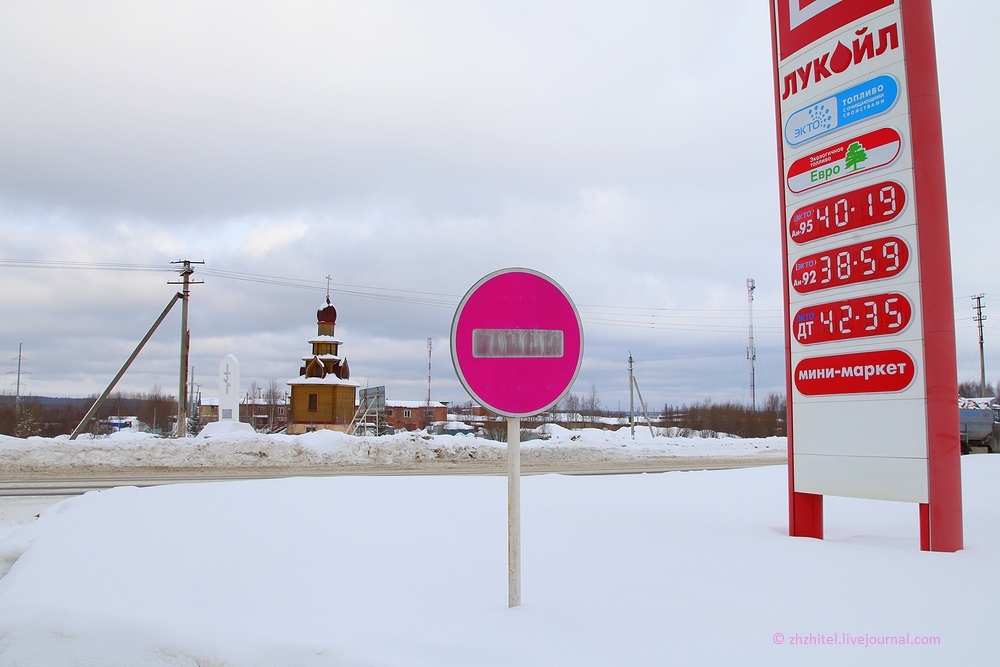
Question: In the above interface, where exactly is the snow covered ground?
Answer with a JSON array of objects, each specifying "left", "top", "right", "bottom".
[
  {"left": 0, "top": 454, "right": 997, "bottom": 665},
  {"left": 0, "top": 426, "right": 784, "bottom": 475}
]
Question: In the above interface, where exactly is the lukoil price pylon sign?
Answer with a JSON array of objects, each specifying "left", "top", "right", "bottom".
[{"left": 769, "top": 0, "right": 962, "bottom": 552}]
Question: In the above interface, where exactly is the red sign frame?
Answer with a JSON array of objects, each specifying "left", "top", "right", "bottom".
[{"left": 775, "top": 0, "right": 895, "bottom": 60}]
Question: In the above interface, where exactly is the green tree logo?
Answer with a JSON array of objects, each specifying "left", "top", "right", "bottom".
[{"left": 845, "top": 141, "right": 868, "bottom": 171}]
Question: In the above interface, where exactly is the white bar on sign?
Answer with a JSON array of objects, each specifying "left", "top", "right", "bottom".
[{"left": 472, "top": 329, "right": 564, "bottom": 358}]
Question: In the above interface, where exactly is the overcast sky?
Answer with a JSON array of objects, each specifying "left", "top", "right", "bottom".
[{"left": 1, "top": 1, "right": 997, "bottom": 412}]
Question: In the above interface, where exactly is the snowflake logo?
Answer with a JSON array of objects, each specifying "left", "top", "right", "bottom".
[{"left": 807, "top": 103, "right": 834, "bottom": 130}]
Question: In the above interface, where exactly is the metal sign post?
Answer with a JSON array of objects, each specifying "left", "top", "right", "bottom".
[
  {"left": 507, "top": 416, "right": 521, "bottom": 607},
  {"left": 451, "top": 268, "right": 584, "bottom": 607}
]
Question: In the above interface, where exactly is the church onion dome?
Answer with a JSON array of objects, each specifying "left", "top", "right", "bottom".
[{"left": 317, "top": 297, "right": 337, "bottom": 324}]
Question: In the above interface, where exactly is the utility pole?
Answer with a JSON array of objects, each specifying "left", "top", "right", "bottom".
[
  {"left": 628, "top": 353, "right": 635, "bottom": 438},
  {"left": 169, "top": 260, "right": 204, "bottom": 437},
  {"left": 747, "top": 278, "right": 757, "bottom": 411},
  {"left": 973, "top": 294, "right": 987, "bottom": 397}
]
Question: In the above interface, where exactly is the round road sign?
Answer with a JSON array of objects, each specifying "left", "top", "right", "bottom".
[{"left": 451, "top": 268, "right": 584, "bottom": 418}]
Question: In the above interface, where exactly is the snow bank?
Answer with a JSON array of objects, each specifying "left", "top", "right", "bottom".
[
  {"left": 0, "top": 428, "right": 785, "bottom": 474},
  {"left": 0, "top": 456, "right": 996, "bottom": 665}
]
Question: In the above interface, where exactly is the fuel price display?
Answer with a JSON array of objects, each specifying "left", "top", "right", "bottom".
[
  {"left": 793, "top": 292, "right": 912, "bottom": 345},
  {"left": 789, "top": 181, "right": 906, "bottom": 245},
  {"left": 791, "top": 236, "right": 909, "bottom": 295}
]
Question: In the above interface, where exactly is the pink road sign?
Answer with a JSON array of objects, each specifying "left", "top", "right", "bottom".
[{"left": 451, "top": 268, "right": 584, "bottom": 418}]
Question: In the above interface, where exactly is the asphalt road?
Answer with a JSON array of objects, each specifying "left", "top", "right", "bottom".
[{"left": 0, "top": 453, "right": 785, "bottom": 496}]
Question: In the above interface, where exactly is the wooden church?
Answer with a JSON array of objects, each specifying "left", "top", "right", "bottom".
[{"left": 286, "top": 298, "right": 360, "bottom": 434}]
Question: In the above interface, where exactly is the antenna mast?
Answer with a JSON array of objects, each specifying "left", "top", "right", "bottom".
[
  {"left": 427, "top": 338, "right": 433, "bottom": 405},
  {"left": 747, "top": 278, "right": 757, "bottom": 411}
]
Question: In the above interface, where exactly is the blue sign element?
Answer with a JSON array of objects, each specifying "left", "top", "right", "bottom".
[{"left": 785, "top": 75, "right": 899, "bottom": 147}]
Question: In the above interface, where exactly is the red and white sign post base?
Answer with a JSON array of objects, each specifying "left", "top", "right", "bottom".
[
  {"left": 770, "top": 0, "right": 962, "bottom": 551},
  {"left": 451, "top": 269, "right": 584, "bottom": 605}
]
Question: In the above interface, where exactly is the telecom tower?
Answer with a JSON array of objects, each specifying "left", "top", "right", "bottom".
[
  {"left": 747, "top": 278, "right": 757, "bottom": 412},
  {"left": 426, "top": 338, "right": 433, "bottom": 406}
]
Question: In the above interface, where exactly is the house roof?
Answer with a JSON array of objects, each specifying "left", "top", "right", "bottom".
[{"left": 386, "top": 400, "right": 447, "bottom": 409}]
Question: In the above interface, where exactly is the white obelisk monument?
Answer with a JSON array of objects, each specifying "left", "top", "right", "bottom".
[
  {"left": 200, "top": 354, "right": 254, "bottom": 436},
  {"left": 219, "top": 354, "right": 240, "bottom": 422}
]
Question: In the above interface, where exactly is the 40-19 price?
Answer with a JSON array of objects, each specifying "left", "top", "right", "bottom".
[
  {"left": 789, "top": 181, "right": 906, "bottom": 245},
  {"left": 793, "top": 292, "right": 913, "bottom": 345},
  {"left": 791, "top": 236, "right": 909, "bottom": 294}
]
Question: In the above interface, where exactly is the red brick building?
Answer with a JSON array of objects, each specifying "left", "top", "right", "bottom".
[{"left": 383, "top": 400, "right": 447, "bottom": 431}]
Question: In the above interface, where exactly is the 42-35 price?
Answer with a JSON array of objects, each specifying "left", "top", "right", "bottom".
[{"left": 793, "top": 292, "right": 913, "bottom": 345}]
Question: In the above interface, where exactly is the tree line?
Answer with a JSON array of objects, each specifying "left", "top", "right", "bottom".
[
  {"left": 959, "top": 380, "right": 997, "bottom": 399},
  {"left": 0, "top": 387, "right": 177, "bottom": 438},
  {"left": 662, "top": 392, "right": 786, "bottom": 438},
  {"left": 553, "top": 385, "right": 788, "bottom": 438}
]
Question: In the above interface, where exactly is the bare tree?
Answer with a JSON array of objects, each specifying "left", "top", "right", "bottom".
[
  {"left": 583, "top": 382, "right": 602, "bottom": 422},
  {"left": 960, "top": 380, "right": 996, "bottom": 399},
  {"left": 244, "top": 380, "right": 261, "bottom": 428},
  {"left": 137, "top": 385, "right": 175, "bottom": 434},
  {"left": 764, "top": 391, "right": 786, "bottom": 415},
  {"left": 560, "top": 393, "right": 581, "bottom": 427},
  {"left": 264, "top": 379, "right": 284, "bottom": 432}
]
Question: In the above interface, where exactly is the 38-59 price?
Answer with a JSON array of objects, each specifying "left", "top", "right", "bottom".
[
  {"left": 791, "top": 236, "right": 909, "bottom": 294},
  {"left": 793, "top": 292, "right": 913, "bottom": 345}
]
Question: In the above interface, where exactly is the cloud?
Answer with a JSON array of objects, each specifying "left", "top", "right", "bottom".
[
  {"left": 238, "top": 221, "right": 310, "bottom": 259},
  {"left": 0, "top": 1, "right": 996, "bottom": 409}
]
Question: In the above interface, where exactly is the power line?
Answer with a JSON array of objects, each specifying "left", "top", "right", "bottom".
[
  {"left": 0, "top": 258, "right": 173, "bottom": 272},
  {"left": 198, "top": 267, "right": 459, "bottom": 308},
  {"left": 637, "top": 347, "right": 785, "bottom": 363},
  {"left": 578, "top": 303, "right": 784, "bottom": 314},
  {"left": 0, "top": 258, "right": 789, "bottom": 332}
]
